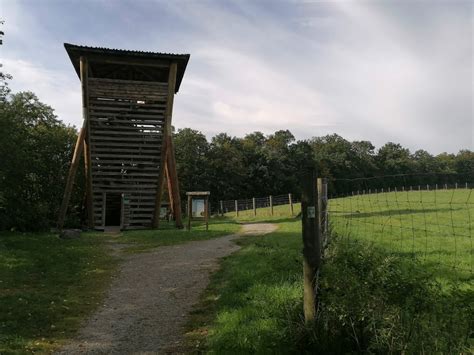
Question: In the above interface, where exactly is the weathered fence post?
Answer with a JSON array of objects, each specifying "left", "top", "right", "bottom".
[
  {"left": 289, "top": 193, "right": 294, "bottom": 216},
  {"left": 187, "top": 195, "right": 192, "bottom": 230},
  {"left": 301, "top": 167, "right": 320, "bottom": 324},
  {"left": 220, "top": 200, "right": 224, "bottom": 216},
  {"left": 269, "top": 195, "right": 273, "bottom": 216},
  {"left": 235, "top": 200, "right": 239, "bottom": 217},
  {"left": 317, "top": 178, "right": 328, "bottom": 248},
  {"left": 253, "top": 197, "right": 256, "bottom": 216}
]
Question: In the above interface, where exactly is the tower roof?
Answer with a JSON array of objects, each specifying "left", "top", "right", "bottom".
[{"left": 64, "top": 43, "right": 190, "bottom": 93}]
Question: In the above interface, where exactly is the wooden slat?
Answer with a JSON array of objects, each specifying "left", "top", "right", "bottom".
[
  {"left": 88, "top": 77, "right": 168, "bottom": 87},
  {"left": 89, "top": 99, "right": 166, "bottom": 108},
  {"left": 91, "top": 130, "right": 161, "bottom": 138},
  {"left": 91, "top": 153, "right": 160, "bottom": 159},
  {"left": 91, "top": 124, "right": 162, "bottom": 131},
  {"left": 92, "top": 159, "right": 159, "bottom": 165},
  {"left": 91, "top": 135, "right": 161, "bottom": 142},
  {"left": 91, "top": 142, "right": 161, "bottom": 148},
  {"left": 92, "top": 150, "right": 160, "bottom": 156},
  {"left": 89, "top": 111, "right": 165, "bottom": 120},
  {"left": 90, "top": 105, "right": 166, "bottom": 113}
]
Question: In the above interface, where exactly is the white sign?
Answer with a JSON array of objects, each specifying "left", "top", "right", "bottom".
[
  {"left": 192, "top": 199, "right": 205, "bottom": 217},
  {"left": 307, "top": 206, "right": 316, "bottom": 218}
]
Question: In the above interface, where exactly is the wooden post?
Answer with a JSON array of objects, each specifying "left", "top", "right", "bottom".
[
  {"left": 317, "top": 178, "right": 328, "bottom": 248},
  {"left": 205, "top": 196, "right": 209, "bottom": 231},
  {"left": 253, "top": 197, "right": 256, "bottom": 216},
  {"left": 57, "top": 124, "right": 86, "bottom": 230},
  {"left": 269, "top": 195, "right": 273, "bottom": 216},
  {"left": 301, "top": 168, "right": 320, "bottom": 323},
  {"left": 165, "top": 162, "right": 174, "bottom": 216},
  {"left": 289, "top": 193, "right": 294, "bottom": 216},
  {"left": 166, "top": 135, "right": 183, "bottom": 228},
  {"left": 79, "top": 56, "right": 95, "bottom": 229},
  {"left": 235, "top": 200, "right": 238, "bottom": 217},
  {"left": 187, "top": 195, "right": 192, "bottom": 230},
  {"left": 220, "top": 200, "right": 224, "bottom": 216},
  {"left": 153, "top": 62, "right": 177, "bottom": 228}
]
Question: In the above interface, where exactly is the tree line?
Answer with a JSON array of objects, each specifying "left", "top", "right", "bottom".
[
  {"left": 1, "top": 85, "right": 472, "bottom": 231},
  {"left": 174, "top": 128, "right": 473, "bottom": 202}
]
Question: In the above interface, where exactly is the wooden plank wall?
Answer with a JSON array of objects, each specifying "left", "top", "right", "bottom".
[{"left": 88, "top": 77, "right": 168, "bottom": 228}]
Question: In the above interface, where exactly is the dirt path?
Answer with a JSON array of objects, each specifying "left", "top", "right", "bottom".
[{"left": 57, "top": 223, "right": 277, "bottom": 354}]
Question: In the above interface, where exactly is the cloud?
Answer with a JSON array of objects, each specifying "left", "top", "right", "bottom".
[
  {"left": 3, "top": 58, "right": 82, "bottom": 128},
  {"left": 1, "top": 0, "right": 472, "bottom": 154}
]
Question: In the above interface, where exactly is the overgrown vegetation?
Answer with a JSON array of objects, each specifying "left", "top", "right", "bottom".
[
  {"left": 187, "top": 219, "right": 473, "bottom": 353},
  {"left": 0, "top": 231, "right": 117, "bottom": 353}
]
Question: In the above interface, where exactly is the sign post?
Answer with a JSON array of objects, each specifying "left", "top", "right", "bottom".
[{"left": 301, "top": 167, "right": 320, "bottom": 323}]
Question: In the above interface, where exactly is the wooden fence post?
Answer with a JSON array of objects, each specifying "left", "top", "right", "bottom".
[
  {"left": 317, "top": 178, "right": 328, "bottom": 249},
  {"left": 289, "top": 193, "right": 294, "bottom": 216},
  {"left": 301, "top": 168, "right": 320, "bottom": 324},
  {"left": 235, "top": 200, "right": 239, "bottom": 217},
  {"left": 187, "top": 195, "right": 192, "bottom": 230},
  {"left": 269, "top": 195, "right": 273, "bottom": 216},
  {"left": 253, "top": 197, "right": 256, "bottom": 216},
  {"left": 220, "top": 200, "right": 224, "bottom": 216},
  {"left": 205, "top": 196, "right": 209, "bottom": 231}
]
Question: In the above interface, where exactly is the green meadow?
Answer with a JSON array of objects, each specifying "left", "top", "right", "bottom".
[
  {"left": 191, "top": 190, "right": 473, "bottom": 353},
  {"left": 329, "top": 189, "right": 473, "bottom": 283}
]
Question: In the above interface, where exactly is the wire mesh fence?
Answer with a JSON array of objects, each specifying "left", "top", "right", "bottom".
[
  {"left": 327, "top": 174, "right": 473, "bottom": 279},
  {"left": 219, "top": 193, "right": 300, "bottom": 216}
]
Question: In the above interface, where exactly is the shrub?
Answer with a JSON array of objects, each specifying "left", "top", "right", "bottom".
[{"left": 296, "top": 238, "right": 473, "bottom": 353}]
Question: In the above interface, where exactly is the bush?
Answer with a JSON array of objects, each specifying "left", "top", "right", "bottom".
[{"left": 297, "top": 238, "right": 473, "bottom": 353}]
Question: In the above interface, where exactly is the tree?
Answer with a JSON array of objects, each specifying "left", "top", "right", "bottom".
[
  {"left": 207, "top": 133, "right": 246, "bottom": 201},
  {"left": 0, "top": 91, "right": 78, "bottom": 231},
  {"left": 376, "top": 142, "right": 413, "bottom": 175},
  {"left": 173, "top": 128, "right": 210, "bottom": 200}
]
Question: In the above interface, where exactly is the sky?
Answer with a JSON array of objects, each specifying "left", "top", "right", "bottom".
[{"left": 0, "top": 0, "right": 472, "bottom": 154}]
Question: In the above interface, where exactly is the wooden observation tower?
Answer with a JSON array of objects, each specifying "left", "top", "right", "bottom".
[{"left": 57, "top": 43, "right": 189, "bottom": 230}]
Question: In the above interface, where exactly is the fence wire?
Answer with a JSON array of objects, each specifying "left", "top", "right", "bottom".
[
  {"left": 219, "top": 193, "right": 300, "bottom": 215},
  {"left": 328, "top": 174, "right": 473, "bottom": 278}
]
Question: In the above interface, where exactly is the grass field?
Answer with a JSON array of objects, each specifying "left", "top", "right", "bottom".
[
  {"left": 190, "top": 190, "right": 473, "bottom": 353},
  {"left": 329, "top": 189, "right": 473, "bottom": 283},
  {"left": 187, "top": 216, "right": 472, "bottom": 353},
  {"left": 0, "top": 231, "right": 117, "bottom": 353},
  {"left": 0, "top": 219, "right": 240, "bottom": 354}
]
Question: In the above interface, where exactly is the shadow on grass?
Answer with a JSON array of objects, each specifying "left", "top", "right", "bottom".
[
  {"left": 0, "top": 231, "right": 118, "bottom": 353},
  {"left": 336, "top": 206, "right": 464, "bottom": 219}
]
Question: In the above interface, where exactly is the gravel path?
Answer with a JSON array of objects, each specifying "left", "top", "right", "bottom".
[{"left": 57, "top": 223, "right": 277, "bottom": 354}]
